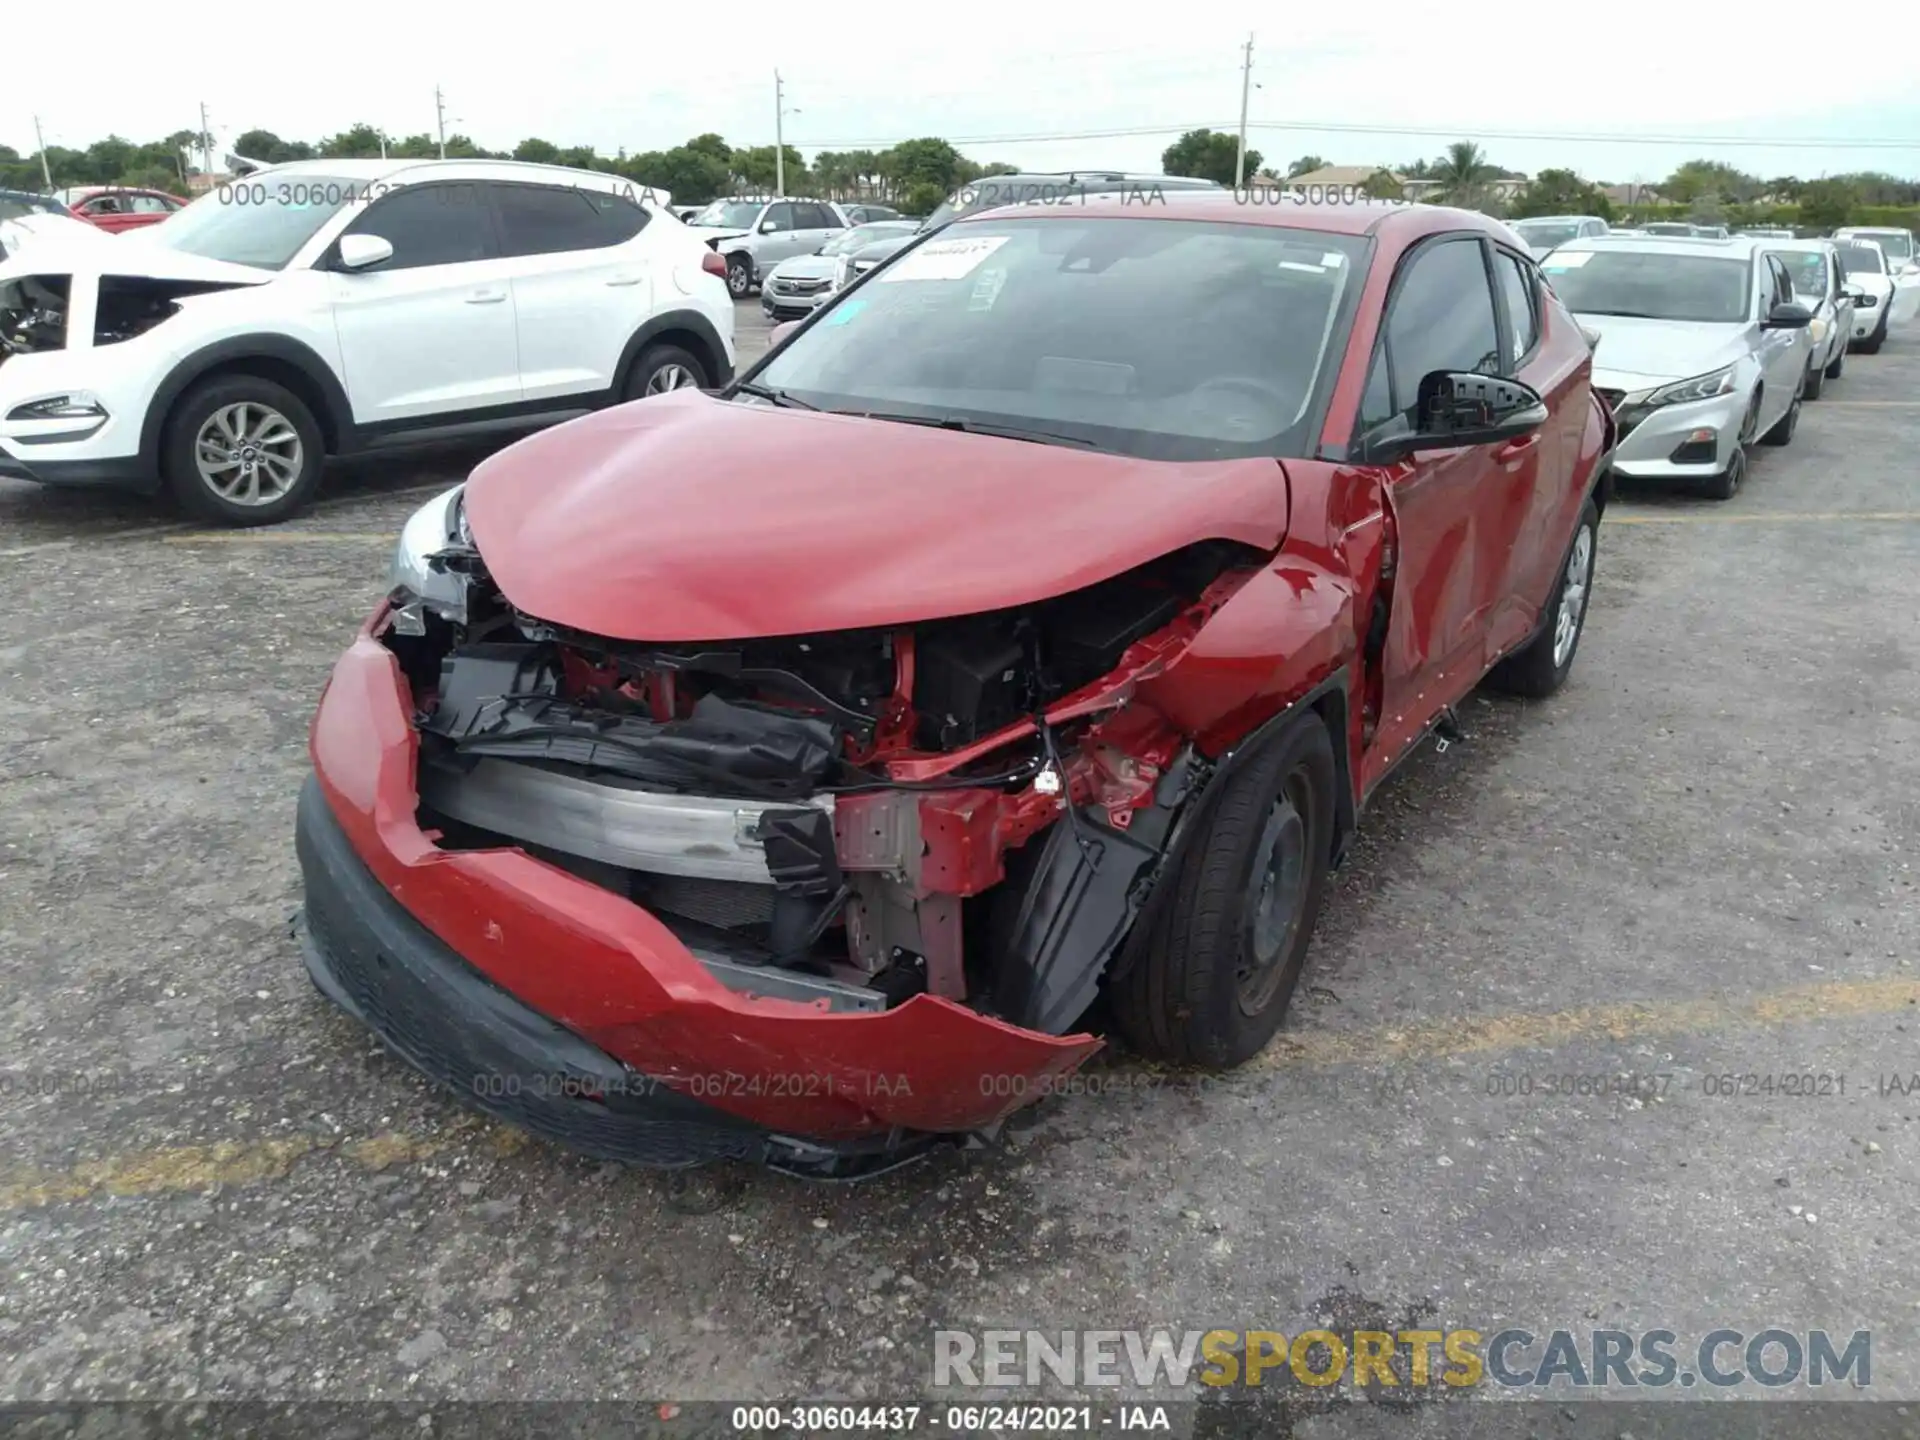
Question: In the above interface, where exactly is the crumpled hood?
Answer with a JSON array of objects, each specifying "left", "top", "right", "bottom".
[
  {"left": 1575, "top": 314, "right": 1751, "bottom": 390},
  {"left": 0, "top": 217, "right": 272, "bottom": 287},
  {"left": 463, "top": 392, "right": 1291, "bottom": 642}
]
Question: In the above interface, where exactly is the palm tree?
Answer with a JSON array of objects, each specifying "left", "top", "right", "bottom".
[{"left": 1431, "top": 141, "right": 1498, "bottom": 211}]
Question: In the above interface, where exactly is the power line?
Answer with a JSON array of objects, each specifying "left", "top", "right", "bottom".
[{"left": 791, "top": 119, "right": 1920, "bottom": 152}]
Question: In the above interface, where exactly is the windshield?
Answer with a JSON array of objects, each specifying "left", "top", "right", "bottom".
[
  {"left": 1769, "top": 250, "right": 1829, "bottom": 300},
  {"left": 147, "top": 178, "right": 362, "bottom": 269},
  {"left": 1642, "top": 223, "right": 1696, "bottom": 236},
  {"left": 691, "top": 200, "right": 763, "bottom": 229},
  {"left": 1542, "top": 250, "right": 1750, "bottom": 323},
  {"left": 1851, "top": 231, "right": 1913, "bottom": 261},
  {"left": 821, "top": 223, "right": 915, "bottom": 256},
  {"left": 1838, "top": 244, "right": 1886, "bottom": 276},
  {"left": 1514, "top": 221, "right": 1581, "bottom": 249},
  {"left": 747, "top": 217, "right": 1366, "bottom": 461}
]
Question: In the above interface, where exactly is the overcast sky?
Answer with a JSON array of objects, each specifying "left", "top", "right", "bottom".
[{"left": 9, "top": 2, "right": 1918, "bottom": 182}]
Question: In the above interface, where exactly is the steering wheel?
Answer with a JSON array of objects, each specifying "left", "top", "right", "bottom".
[{"left": 1185, "top": 375, "right": 1298, "bottom": 437}]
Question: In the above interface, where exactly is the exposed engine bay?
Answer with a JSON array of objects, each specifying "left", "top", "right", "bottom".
[
  {"left": 0, "top": 273, "right": 246, "bottom": 357},
  {"left": 388, "top": 539, "right": 1265, "bottom": 1033}
]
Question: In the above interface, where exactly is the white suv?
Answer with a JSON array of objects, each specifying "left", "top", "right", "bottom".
[{"left": 0, "top": 159, "right": 736, "bottom": 525}]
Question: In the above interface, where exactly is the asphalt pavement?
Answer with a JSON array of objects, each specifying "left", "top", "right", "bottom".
[{"left": 1, "top": 303, "right": 1917, "bottom": 1435}]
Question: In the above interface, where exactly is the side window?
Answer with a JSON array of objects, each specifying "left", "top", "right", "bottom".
[
  {"left": 1385, "top": 238, "right": 1502, "bottom": 394},
  {"left": 761, "top": 202, "right": 797, "bottom": 233},
  {"left": 130, "top": 194, "right": 173, "bottom": 214},
  {"left": 795, "top": 203, "right": 833, "bottom": 230},
  {"left": 495, "top": 183, "right": 645, "bottom": 257},
  {"left": 1492, "top": 249, "right": 1539, "bottom": 366},
  {"left": 1358, "top": 345, "right": 1396, "bottom": 432},
  {"left": 345, "top": 183, "right": 493, "bottom": 269}
]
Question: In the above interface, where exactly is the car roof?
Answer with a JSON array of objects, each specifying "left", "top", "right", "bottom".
[
  {"left": 242, "top": 157, "right": 655, "bottom": 195},
  {"left": 1514, "top": 214, "right": 1603, "bottom": 223},
  {"left": 1836, "top": 226, "right": 1908, "bottom": 235},
  {"left": 953, "top": 191, "right": 1503, "bottom": 242},
  {"left": 1552, "top": 233, "right": 1762, "bottom": 260}
]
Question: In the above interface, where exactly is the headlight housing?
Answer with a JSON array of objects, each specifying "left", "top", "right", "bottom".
[
  {"left": 1646, "top": 366, "right": 1738, "bottom": 408},
  {"left": 388, "top": 484, "right": 472, "bottom": 634}
]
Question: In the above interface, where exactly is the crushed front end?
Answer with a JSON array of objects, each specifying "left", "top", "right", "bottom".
[{"left": 297, "top": 486, "right": 1268, "bottom": 1176}]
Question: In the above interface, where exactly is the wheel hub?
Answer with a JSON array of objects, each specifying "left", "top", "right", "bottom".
[{"left": 1237, "top": 789, "right": 1309, "bottom": 1013}]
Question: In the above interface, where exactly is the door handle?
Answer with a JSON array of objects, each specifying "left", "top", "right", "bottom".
[
  {"left": 1493, "top": 434, "right": 1541, "bottom": 463},
  {"left": 466, "top": 288, "right": 506, "bottom": 304},
  {"left": 605, "top": 273, "right": 642, "bottom": 287}
]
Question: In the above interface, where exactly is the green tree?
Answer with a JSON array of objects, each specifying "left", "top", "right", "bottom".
[
  {"left": 1361, "top": 169, "right": 1404, "bottom": 202},
  {"left": 513, "top": 137, "right": 560, "bottom": 164},
  {"left": 879, "top": 138, "right": 965, "bottom": 195},
  {"left": 1662, "top": 159, "right": 1758, "bottom": 204},
  {"left": 1161, "top": 128, "right": 1260, "bottom": 185},
  {"left": 730, "top": 144, "right": 807, "bottom": 193},
  {"left": 1286, "top": 154, "right": 1328, "bottom": 178},
  {"left": 1798, "top": 178, "right": 1857, "bottom": 229},
  {"left": 1510, "top": 168, "right": 1612, "bottom": 221},
  {"left": 318, "top": 124, "right": 387, "bottom": 159},
  {"left": 901, "top": 181, "right": 945, "bottom": 216},
  {"left": 1430, "top": 141, "right": 1499, "bottom": 210}
]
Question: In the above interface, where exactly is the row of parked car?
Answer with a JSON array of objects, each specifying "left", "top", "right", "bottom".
[
  {"left": 1506, "top": 215, "right": 1920, "bottom": 498},
  {"left": 0, "top": 185, "right": 189, "bottom": 232}
]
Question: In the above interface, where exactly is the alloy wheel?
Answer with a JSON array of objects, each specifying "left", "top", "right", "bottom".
[
  {"left": 193, "top": 402, "right": 303, "bottom": 506},
  {"left": 1552, "top": 523, "right": 1593, "bottom": 668},
  {"left": 645, "top": 363, "right": 699, "bottom": 395}
]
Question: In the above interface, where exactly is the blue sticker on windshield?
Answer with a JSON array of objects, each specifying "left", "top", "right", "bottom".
[{"left": 825, "top": 299, "right": 867, "bottom": 327}]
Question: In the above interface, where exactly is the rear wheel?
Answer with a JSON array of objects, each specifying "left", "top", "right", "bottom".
[
  {"left": 1484, "top": 496, "right": 1599, "bottom": 699},
  {"left": 1110, "top": 713, "right": 1336, "bottom": 1068},
  {"left": 161, "top": 375, "right": 324, "bottom": 526},
  {"left": 725, "top": 253, "right": 753, "bottom": 298},
  {"left": 621, "top": 343, "right": 709, "bottom": 403},
  {"left": 1760, "top": 391, "right": 1800, "bottom": 446}
]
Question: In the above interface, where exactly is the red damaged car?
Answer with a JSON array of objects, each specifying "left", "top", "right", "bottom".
[{"left": 296, "top": 194, "right": 1612, "bottom": 1177}]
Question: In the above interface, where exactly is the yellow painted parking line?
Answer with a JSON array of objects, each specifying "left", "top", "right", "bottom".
[
  {"left": 1249, "top": 973, "right": 1920, "bottom": 1071},
  {"left": 2, "top": 975, "right": 1913, "bottom": 1213},
  {"left": 0, "top": 1123, "right": 532, "bottom": 1212},
  {"left": 1608, "top": 511, "right": 1920, "bottom": 525},
  {"left": 162, "top": 531, "right": 394, "bottom": 544}
]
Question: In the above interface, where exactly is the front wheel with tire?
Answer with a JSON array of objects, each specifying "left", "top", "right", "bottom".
[
  {"left": 1858, "top": 314, "right": 1888, "bottom": 354},
  {"left": 161, "top": 375, "right": 324, "bottom": 526},
  {"left": 725, "top": 253, "right": 754, "bottom": 298},
  {"left": 1484, "top": 495, "right": 1599, "bottom": 699},
  {"left": 1110, "top": 713, "right": 1336, "bottom": 1069},
  {"left": 1824, "top": 345, "right": 1845, "bottom": 380},
  {"left": 621, "top": 343, "right": 710, "bottom": 403},
  {"left": 1802, "top": 360, "right": 1825, "bottom": 400}
]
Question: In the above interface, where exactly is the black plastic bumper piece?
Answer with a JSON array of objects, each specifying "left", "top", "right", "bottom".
[
  {"left": 0, "top": 452, "right": 158, "bottom": 492},
  {"left": 293, "top": 774, "right": 955, "bottom": 1179}
]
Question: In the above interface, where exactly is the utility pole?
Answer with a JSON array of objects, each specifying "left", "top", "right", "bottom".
[
  {"left": 435, "top": 86, "right": 448, "bottom": 160},
  {"left": 774, "top": 71, "right": 786, "bottom": 197},
  {"left": 1234, "top": 34, "right": 1254, "bottom": 189},
  {"left": 33, "top": 115, "right": 53, "bottom": 190},
  {"left": 199, "top": 101, "right": 213, "bottom": 176},
  {"left": 379, "top": 129, "right": 389, "bottom": 160}
]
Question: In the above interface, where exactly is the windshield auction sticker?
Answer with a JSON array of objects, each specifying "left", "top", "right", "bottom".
[{"left": 880, "top": 235, "right": 1010, "bottom": 282}]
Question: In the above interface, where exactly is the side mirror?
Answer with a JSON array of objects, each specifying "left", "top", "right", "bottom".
[
  {"left": 759, "top": 220, "right": 778, "bottom": 234},
  {"left": 336, "top": 233, "right": 394, "bottom": 271},
  {"left": 1842, "top": 285, "right": 1867, "bottom": 303},
  {"left": 1368, "top": 372, "right": 1548, "bottom": 462},
  {"left": 1765, "top": 300, "right": 1813, "bottom": 329}
]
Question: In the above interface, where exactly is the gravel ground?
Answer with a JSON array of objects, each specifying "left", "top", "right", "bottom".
[{"left": 1, "top": 303, "right": 1917, "bottom": 1435}]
